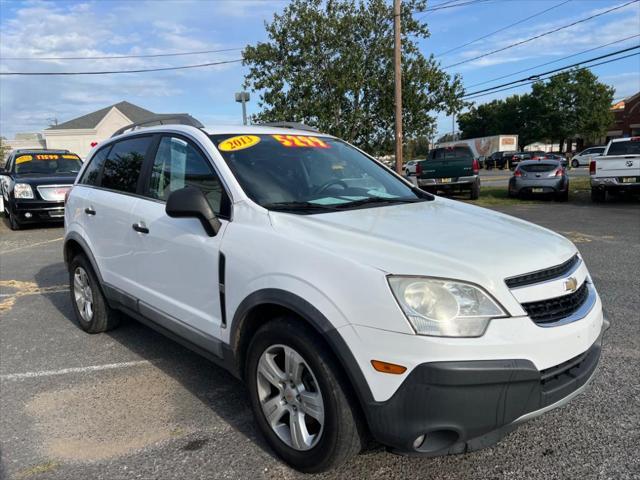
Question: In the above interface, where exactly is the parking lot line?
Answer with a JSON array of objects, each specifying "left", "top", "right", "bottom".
[
  {"left": 0, "top": 360, "right": 152, "bottom": 381},
  {"left": 0, "top": 236, "right": 63, "bottom": 255}
]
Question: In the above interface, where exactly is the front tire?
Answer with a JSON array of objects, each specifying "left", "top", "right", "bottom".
[
  {"left": 8, "top": 208, "right": 21, "bottom": 230},
  {"left": 571, "top": 159, "right": 579, "bottom": 168},
  {"left": 69, "top": 254, "right": 120, "bottom": 333},
  {"left": 246, "top": 317, "right": 363, "bottom": 473}
]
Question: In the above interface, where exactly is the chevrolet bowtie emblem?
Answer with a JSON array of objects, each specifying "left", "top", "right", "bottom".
[{"left": 564, "top": 277, "right": 578, "bottom": 292}]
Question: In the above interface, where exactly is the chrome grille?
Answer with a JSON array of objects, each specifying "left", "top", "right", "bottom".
[
  {"left": 521, "top": 281, "right": 589, "bottom": 324},
  {"left": 505, "top": 255, "right": 580, "bottom": 288},
  {"left": 36, "top": 185, "right": 71, "bottom": 201}
]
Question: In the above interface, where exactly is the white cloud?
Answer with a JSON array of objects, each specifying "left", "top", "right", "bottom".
[{"left": 0, "top": 0, "right": 243, "bottom": 138}]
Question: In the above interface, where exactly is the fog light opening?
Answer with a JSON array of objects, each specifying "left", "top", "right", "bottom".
[
  {"left": 413, "top": 434, "right": 426, "bottom": 450},
  {"left": 24, "top": 212, "right": 32, "bottom": 218}
]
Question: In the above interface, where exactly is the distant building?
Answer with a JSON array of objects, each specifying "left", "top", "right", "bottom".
[
  {"left": 5, "top": 132, "right": 46, "bottom": 152},
  {"left": 4, "top": 101, "right": 188, "bottom": 159},
  {"left": 605, "top": 92, "right": 640, "bottom": 141},
  {"left": 43, "top": 101, "right": 157, "bottom": 158}
]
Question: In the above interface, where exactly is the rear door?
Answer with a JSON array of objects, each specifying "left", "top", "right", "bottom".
[
  {"left": 85, "top": 135, "right": 154, "bottom": 291},
  {"left": 126, "top": 134, "right": 231, "bottom": 347}
]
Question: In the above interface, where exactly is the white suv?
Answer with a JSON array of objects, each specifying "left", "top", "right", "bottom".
[{"left": 64, "top": 119, "right": 607, "bottom": 472}]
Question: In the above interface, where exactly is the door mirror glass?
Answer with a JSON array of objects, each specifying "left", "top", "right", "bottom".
[{"left": 165, "top": 186, "right": 221, "bottom": 237}]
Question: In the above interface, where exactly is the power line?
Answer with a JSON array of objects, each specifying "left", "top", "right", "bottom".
[
  {"left": 462, "top": 45, "right": 639, "bottom": 97},
  {"left": 443, "top": 0, "right": 639, "bottom": 69},
  {"left": 0, "top": 47, "right": 244, "bottom": 61},
  {"left": 0, "top": 58, "right": 243, "bottom": 76},
  {"left": 435, "top": 0, "right": 572, "bottom": 57},
  {"left": 466, "top": 33, "right": 640, "bottom": 89},
  {"left": 463, "top": 51, "right": 640, "bottom": 100}
]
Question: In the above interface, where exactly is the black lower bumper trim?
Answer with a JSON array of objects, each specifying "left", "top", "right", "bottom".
[{"left": 363, "top": 332, "right": 603, "bottom": 456}]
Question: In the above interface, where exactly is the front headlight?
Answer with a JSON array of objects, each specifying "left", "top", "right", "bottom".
[
  {"left": 388, "top": 276, "right": 508, "bottom": 337},
  {"left": 14, "top": 183, "right": 34, "bottom": 199}
]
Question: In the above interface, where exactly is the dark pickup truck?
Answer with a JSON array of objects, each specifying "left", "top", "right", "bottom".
[{"left": 415, "top": 145, "right": 481, "bottom": 199}]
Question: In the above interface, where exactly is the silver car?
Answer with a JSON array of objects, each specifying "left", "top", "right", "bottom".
[{"left": 508, "top": 160, "right": 569, "bottom": 201}]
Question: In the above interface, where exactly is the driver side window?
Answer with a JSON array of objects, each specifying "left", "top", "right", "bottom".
[{"left": 148, "top": 136, "right": 226, "bottom": 216}]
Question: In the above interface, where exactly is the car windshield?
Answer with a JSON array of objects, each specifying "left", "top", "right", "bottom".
[
  {"left": 210, "top": 133, "right": 428, "bottom": 212},
  {"left": 607, "top": 140, "right": 640, "bottom": 156},
  {"left": 14, "top": 153, "right": 82, "bottom": 175}
]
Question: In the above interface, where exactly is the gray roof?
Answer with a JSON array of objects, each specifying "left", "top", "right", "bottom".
[{"left": 47, "top": 101, "right": 155, "bottom": 130}]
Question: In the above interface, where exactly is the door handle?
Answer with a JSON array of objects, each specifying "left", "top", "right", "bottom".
[
  {"left": 132, "top": 223, "right": 149, "bottom": 234},
  {"left": 84, "top": 207, "right": 96, "bottom": 215}
]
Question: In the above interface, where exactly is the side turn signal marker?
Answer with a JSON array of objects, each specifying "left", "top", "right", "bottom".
[{"left": 371, "top": 360, "right": 407, "bottom": 375}]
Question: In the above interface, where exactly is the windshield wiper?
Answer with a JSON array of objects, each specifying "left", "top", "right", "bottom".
[
  {"left": 262, "top": 201, "right": 338, "bottom": 212},
  {"left": 333, "top": 197, "right": 422, "bottom": 209}
]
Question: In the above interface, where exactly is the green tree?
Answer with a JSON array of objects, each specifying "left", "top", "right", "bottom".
[
  {"left": 529, "top": 69, "right": 613, "bottom": 150},
  {"left": 243, "top": 0, "right": 465, "bottom": 155},
  {"left": 458, "top": 70, "right": 614, "bottom": 151}
]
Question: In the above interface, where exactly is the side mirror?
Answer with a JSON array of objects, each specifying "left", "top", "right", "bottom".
[{"left": 165, "top": 186, "right": 221, "bottom": 237}]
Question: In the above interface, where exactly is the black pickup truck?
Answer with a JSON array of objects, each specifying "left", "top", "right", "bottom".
[
  {"left": 415, "top": 145, "right": 481, "bottom": 199},
  {"left": 0, "top": 149, "right": 82, "bottom": 230}
]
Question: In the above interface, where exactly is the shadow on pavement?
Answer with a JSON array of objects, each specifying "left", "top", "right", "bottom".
[{"left": 36, "top": 261, "right": 277, "bottom": 463}]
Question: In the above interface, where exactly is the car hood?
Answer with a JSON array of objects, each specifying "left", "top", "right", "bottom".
[
  {"left": 269, "top": 197, "right": 576, "bottom": 292},
  {"left": 13, "top": 174, "right": 78, "bottom": 185}
]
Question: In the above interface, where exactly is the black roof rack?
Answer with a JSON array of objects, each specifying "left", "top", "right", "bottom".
[
  {"left": 111, "top": 114, "right": 204, "bottom": 138},
  {"left": 259, "top": 121, "right": 319, "bottom": 133}
]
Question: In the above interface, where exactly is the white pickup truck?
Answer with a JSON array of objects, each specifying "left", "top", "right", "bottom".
[{"left": 590, "top": 137, "right": 640, "bottom": 202}]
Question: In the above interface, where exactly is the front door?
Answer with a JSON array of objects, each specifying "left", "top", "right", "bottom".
[{"left": 126, "top": 135, "right": 230, "bottom": 347}]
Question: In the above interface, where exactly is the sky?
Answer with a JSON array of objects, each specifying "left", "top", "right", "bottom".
[{"left": 0, "top": 0, "right": 638, "bottom": 140}]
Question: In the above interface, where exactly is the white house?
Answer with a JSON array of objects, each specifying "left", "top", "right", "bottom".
[{"left": 43, "top": 101, "right": 157, "bottom": 159}]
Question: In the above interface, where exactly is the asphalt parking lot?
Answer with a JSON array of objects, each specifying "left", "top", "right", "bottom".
[{"left": 1, "top": 200, "right": 639, "bottom": 480}]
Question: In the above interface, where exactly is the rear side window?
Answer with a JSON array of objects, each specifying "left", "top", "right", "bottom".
[
  {"left": 79, "top": 147, "right": 110, "bottom": 186},
  {"left": 430, "top": 147, "right": 473, "bottom": 161},
  {"left": 592, "top": 147, "right": 605, "bottom": 155},
  {"left": 148, "top": 136, "right": 227, "bottom": 216},
  {"left": 100, "top": 136, "right": 152, "bottom": 193},
  {"left": 606, "top": 141, "right": 640, "bottom": 155}
]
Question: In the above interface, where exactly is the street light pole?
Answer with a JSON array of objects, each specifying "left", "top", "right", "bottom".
[
  {"left": 235, "top": 91, "right": 250, "bottom": 125},
  {"left": 393, "top": 0, "right": 403, "bottom": 175}
]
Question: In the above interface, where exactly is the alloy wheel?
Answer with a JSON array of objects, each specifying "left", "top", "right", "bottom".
[
  {"left": 73, "top": 266, "right": 94, "bottom": 322},
  {"left": 256, "top": 344, "right": 325, "bottom": 451}
]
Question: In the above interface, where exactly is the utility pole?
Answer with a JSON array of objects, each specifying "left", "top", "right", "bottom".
[{"left": 393, "top": 0, "right": 403, "bottom": 174}]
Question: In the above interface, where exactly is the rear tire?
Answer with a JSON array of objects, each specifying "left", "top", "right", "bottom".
[
  {"left": 246, "top": 317, "right": 363, "bottom": 473},
  {"left": 591, "top": 188, "right": 606, "bottom": 203},
  {"left": 69, "top": 254, "right": 120, "bottom": 333},
  {"left": 470, "top": 180, "right": 480, "bottom": 200},
  {"left": 556, "top": 189, "right": 569, "bottom": 202}
]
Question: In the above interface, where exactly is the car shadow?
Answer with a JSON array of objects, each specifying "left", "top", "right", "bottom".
[{"left": 34, "top": 261, "right": 277, "bottom": 462}]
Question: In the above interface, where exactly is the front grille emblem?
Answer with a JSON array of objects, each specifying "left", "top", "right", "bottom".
[
  {"left": 626, "top": 160, "right": 634, "bottom": 167},
  {"left": 564, "top": 277, "right": 578, "bottom": 292}
]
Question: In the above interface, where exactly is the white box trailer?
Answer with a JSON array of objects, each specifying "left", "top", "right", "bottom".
[{"left": 436, "top": 135, "right": 518, "bottom": 159}]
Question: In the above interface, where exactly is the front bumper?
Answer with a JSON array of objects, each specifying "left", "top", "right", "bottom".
[
  {"left": 12, "top": 199, "right": 65, "bottom": 223},
  {"left": 363, "top": 321, "right": 606, "bottom": 455}
]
